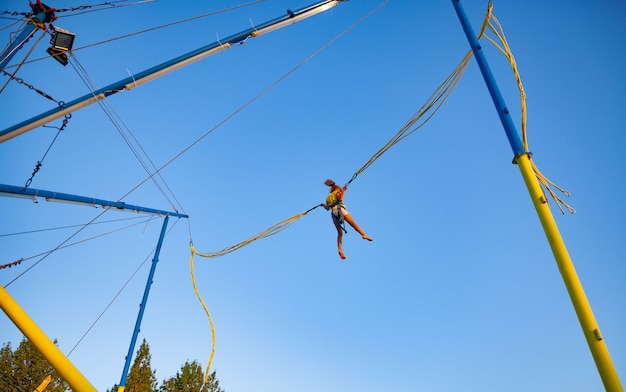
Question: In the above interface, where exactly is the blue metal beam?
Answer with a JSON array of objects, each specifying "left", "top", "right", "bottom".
[
  {"left": 117, "top": 215, "right": 170, "bottom": 391},
  {"left": 0, "top": 4, "right": 51, "bottom": 71},
  {"left": 0, "top": 183, "right": 188, "bottom": 218},
  {"left": 0, "top": 24, "right": 38, "bottom": 71},
  {"left": 451, "top": 2, "right": 623, "bottom": 390},
  {"left": 0, "top": 0, "right": 340, "bottom": 143},
  {"left": 451, "top": 0, "right": 525, "bottom": 158}
]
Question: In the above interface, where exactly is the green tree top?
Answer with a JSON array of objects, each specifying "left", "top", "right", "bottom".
[
  {"left": 0, "top": 337, "right": 69, "bottom": 392},
  {"left": 159, "top": 361, "right": 224, "bottom": 392},
  {"left": 1, "top": 336, "right": 225, "bottom": 392}
]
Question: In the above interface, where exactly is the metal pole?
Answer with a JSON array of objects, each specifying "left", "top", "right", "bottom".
[
  {"left": 1, "top": 2, "right": 55, "bottom": 70},
  {"left": 0, "top": 185, "right": 187, "bottom": 390},
  {"left": 451, "top": 1, "right": 623, "bottom": 390},
  {"left": 0, "top": 285, "right": 97, "bottom": 391},
  {"left": 0, "top": 0, "right": 341, "bottom": 143},
  {"left": 0, "top": 24, "right": 38, "bottom": 71},
  {"left": 0, "top": 183, "right": 188, "bottom": 218},
  {"left": 117, "top": 215, "right": 169, "bottom": 392}
]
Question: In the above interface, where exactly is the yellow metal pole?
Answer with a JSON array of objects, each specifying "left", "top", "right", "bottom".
[
  {"left": 34, "top": 375, "right": 52, "bottom": 392},
  {"left": 515, "top": 154, "right": 623, "bottom": 392},
  {"left": 452, "top": 1, "right": 622, "bottom": 387},
  {"left": 0, "top": 285, "right": 97, "bottom": 392}
]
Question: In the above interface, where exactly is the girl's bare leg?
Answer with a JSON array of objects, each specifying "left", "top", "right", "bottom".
[
  {"left": 334, "top": 222, "right": 345, "bottom": 259},
  {"left": 344, "top": 214, "right": 373, "bottom": 241}
]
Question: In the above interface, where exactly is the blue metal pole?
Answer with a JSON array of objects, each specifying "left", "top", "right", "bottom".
[
  {"left": 118, "top": 215, "right": 169, "bottom": 391},
  {"left": 0, "top": 0, "right": 341, "bottom": 143},
  {"left": 450, "top": 0, "right": 525, "bottom": 157},
  {"left": 1, "top": 4, "right": 53, "bottom": 70},
  {"left": 0, "top": 24, "right": 38, "bottom": 71},
  {"left": 451, "top": 2, "right": 623, "bottom": 391},
  {"left": 0, "top": 183, "right": 188, "bottom": 218}
]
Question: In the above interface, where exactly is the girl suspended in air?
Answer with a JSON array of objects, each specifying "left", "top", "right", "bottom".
[{"left": 322, "top": 179, "right": 372, "bottom": 259}]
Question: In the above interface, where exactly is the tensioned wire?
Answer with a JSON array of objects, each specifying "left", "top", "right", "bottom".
[
  {"left": 5, "top": 0, "right": 574, "bottom": 384},
  {"left": 2, "top": 216, "right": 159, "bottom": 284},
  {"left": 188, "top": 0, "right": 394, "bottom": 383},
  {"left": 0, "top": 24, "right": 45, "bottom": 94},
  {"left": 66, "top": 218, "right": 183, "bottom": 359},
  {"left": 68, "top": 52, "right": 184, "bottom": 215},
  {"left": 0, "top": 216, "right": 154, "bottom": 271},
  {"left": 0, "top": 215, "right": 149, "bottom": 237},
  {"left": 189, "top": 2, "right": 495, "bottom": 262},
  {"left": 0, "top": 1, "right": 264, "bottom": 68},
  {"left": 187, "top": 0, "right": 502, "bottom": 384},
  {"left": 189, "top": 0, "right": 577, "bottom": 380},
  {"left": 195, "top": 4, "right": 577, "bottom": 266}
]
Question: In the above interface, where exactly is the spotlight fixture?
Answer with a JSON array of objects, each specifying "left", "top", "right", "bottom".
[
  {"left": 47, "top": 28, "right": 75, "bottom": 66},
  {"left": 51, "top": 28, "right": 75, "bottom": 51}
]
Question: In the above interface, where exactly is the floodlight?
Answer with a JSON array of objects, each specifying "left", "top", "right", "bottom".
[{"left": 51, "top": 28, "right": 75, "bottom": 51}]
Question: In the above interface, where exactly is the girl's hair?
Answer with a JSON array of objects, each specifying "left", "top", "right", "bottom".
[{"left": 324, "top": 179, "right": 341, "bottom": 192}]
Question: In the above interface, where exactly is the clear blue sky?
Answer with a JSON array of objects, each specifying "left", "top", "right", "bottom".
[{"left": 1, "top": 1, "right": 625, "bottom": 391}]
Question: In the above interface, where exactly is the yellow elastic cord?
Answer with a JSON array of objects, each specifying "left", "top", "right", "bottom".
[
  {"left": 189, "top": 244, "right": 216, "bottom": 384},
  {"left": 349, "top": 3, "right": 493, "bottom": 185},
  {"left": 192, "top": 210, "right": 308, "bottom": 259},
  {"left": 185, "top": 4, "right": 504, "bottom": 382},
  {"left": 188, "top": 208, "right": 312, "bottom": 382},
  {"left": 483, "top": 11, "right": 575, "bottom": 214}
]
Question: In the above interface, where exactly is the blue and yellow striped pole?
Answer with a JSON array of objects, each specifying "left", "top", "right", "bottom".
[{"left": 451, "top": 1, "right": 623, "bottom": 390}]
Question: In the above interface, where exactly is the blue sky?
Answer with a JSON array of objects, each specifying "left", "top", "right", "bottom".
[{"left": 1, "top": 1, "right": 625, "bottom": 391}]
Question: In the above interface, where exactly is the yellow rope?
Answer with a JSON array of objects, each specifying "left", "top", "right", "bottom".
[
  {"left": 185, "top": 4, "right": 492, "bottom": 379},
  {"left": 189, "top": 244, "right": 216, "bottom": 384},
  {"left": 191, "top": 210, "right": 309, "bottom": 259},
  {"left": 482, "top": 7, "right": 575, "bottom": 214},
  {"left": 184, "top": 1, "right": 394, "bottom": 380},
  {"left": 186, "top": 3, "right": 569, "bottom": 382},
  {"left": 347, "top": 4, "right": 493, "bottom": 186},
  {"left": 188, "top": 206, "right": 316, "bottom": 382},
  {"left": 348, "top": 51, "right": 472, "bottom": 184}
]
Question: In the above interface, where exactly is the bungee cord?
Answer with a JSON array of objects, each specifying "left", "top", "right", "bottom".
[
  {"left": 345, "top": 50, "right": 473, "bottom": 188},
  {"left": 1, "top": 0, "right": 577, "bottom": 386},
  {"left": 185, "top": 0, "right": 398, "bottom": 383},
  {"left": 188, "top": 202, "right": 322, "bottom": 382},
  {"left": 481, "top": 7, "right": 574, "bottom": 214},
  {"left": 191, "top": 204, "right": 320, "bottom": 260},
  {"left": 185, "top": 3, "right": 577, "bottom": 382},
  {"left": 190, "top": 0, "right": 491, "bottom": 262},
  {"left": 347, "top": 1, "right": 493, "bottom": 187}
]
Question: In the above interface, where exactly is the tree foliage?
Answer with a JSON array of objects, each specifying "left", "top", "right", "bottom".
[
  {"left": 0, "top": 337, "right": 69, "bottom": 392},
  {"left": 159, "top": 362, "right": 224, "bottom": 392},
  {"left": 108, "top": 338, "right": 158, "bottom": 392},
  {"left": 126, "top": 338, "right": 158, "bottom": 392},
  {"left": 2, "top": 337, "right": 224, "bottom": 392}
]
